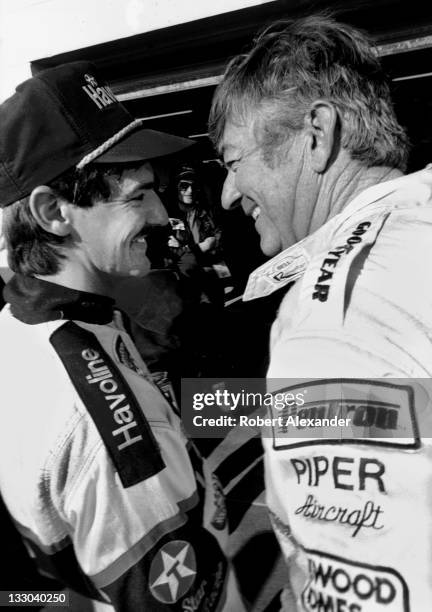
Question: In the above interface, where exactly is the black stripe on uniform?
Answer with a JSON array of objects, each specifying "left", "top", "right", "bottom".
[
  {"left": 226, "top": 459, "right": 265, "bottom": 533},
  {"left": 50, "top": 321, "right": 165, "bottom": 488},
  {"left": 214, "top": 436, "right": 263, "bottom": 489}
]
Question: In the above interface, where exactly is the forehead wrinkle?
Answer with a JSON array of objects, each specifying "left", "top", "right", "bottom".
[{"left": 222, "top": 126, "right": 265, "bottom": 169}]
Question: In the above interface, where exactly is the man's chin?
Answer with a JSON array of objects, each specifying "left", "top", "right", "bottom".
[
  {"left": 259, "top": 237, "right": 283, "bottom": 258},
  {"left": 126, "top": 267, "right": 151, "bottom": 278},
  {"left": 116, "top": 262, "right": 152, "bottom": 279}
]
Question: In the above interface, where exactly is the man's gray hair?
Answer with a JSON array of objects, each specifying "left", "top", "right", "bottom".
[{"left": 209, "top": 15, "right": 409, "bottom": 170}]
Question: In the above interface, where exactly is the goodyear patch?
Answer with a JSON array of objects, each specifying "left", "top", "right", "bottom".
[{"left": 311, "top": 220, "right": 373, "bottom": 304}]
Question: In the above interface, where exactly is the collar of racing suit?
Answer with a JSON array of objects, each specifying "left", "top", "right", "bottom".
[
  {"left": 243, "top": 165, "right": 432, "bottom": 301},
  {"left": 3, "top": 273, "right": 115, "bottom": 325}
]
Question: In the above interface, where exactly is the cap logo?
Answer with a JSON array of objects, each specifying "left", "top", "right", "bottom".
[{"left": 82, "top": 73, "right": 118, "bottom": 110}]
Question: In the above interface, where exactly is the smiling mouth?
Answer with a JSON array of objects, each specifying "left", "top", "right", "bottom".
[
  {"left": 251, "top": 206, "right": 261, "bottom": 221},
  {"left": 132, "top": 227, "right": 149, "bottom": 244}
]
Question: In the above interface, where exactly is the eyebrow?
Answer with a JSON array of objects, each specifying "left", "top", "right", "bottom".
[
  {"left": 219, "top": 143, "right": 228, "bottom": 157},
  {"left": 124, "top": 178, "right": 157, "bottom": 199},
  {"left": 220, "top": 141, "right": 241, "bottom": 161}
]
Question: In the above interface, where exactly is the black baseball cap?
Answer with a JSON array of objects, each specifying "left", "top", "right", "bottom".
[
  {"left": 176, "top": 165, "right": 198, "bottom": 182},
  {"left": 0, "top": 61, "right": 193, "bottom": 207}
]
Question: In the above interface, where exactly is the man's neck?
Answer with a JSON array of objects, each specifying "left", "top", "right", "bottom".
[
  {"left": 178, "top": 201, "right": 195, "bottom": 213},
  {"left": 308, "top": 158, "right": 403, "bottom": 236},
  {"left": 35, "top": 264, "right": 113, "bottom": 298}
]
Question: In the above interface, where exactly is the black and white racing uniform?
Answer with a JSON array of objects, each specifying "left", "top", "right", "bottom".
[
  {"left": 244, "top": 167, "right": 432, "bottom": 611},
  {"left": 0, "top": 274, "right": 244, "bottom": 611}
]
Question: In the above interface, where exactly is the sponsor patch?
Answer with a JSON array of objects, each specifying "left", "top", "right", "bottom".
[
  {"left": 312, "top": 220, "right": 372, "bottom": 303},
  {"left": 301, "top": 548, "right": 410, "bottom": 611},
  {"left": 149, "top": 540, "right": 196, "bottom": 604},
  {"left": 302, "top": 210, "right": 390, "bottom": 328},
  {"left": 271, "top": 379, "right": 420, "bottom": 451},
  {"left": 152, "top": 371, "right": 179, "bottom": 413},
  {"left": 50, "top": 321, "right": 165, "bottom": 487},
  {"left": 114, "top": 335, "right": 145, "bottom": 377},
  {"left": 82, "top": 73, "right": 118, "bottom": 110},
  {"left": 294, "top": 492, "right": 385, "bottom": 538},
  {"left": 243, "top": 239, "right": 309, "bottom": 300}
]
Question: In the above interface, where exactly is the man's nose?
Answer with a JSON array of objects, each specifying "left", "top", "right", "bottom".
[
  {"left": 149, "top": 193, "right": 169, "bottom": 225},
  {"left": 221, "top": 171, "right": 241, "bottom": 210}
]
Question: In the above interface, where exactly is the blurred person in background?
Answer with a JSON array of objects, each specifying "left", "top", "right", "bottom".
[
  {"left": 209, "top": 12, "right": 432, "bottom": 612},
  {"left": 166, "top": 163, "right": 231, "bottom": 306},
  {"left": 174, "top": 165, "right": 221, "bottom": 258}
]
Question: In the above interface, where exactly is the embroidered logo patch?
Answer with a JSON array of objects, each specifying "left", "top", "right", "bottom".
[
  {"left": 271, "top": 379, "right": 420, "bottom": 451},
  {"left": 50, "top": 322, "right": 164, "bottom": 487},
  {"left": 82, "top": 73, "right": 118, "bottom": 110},
  {"left": 301, "top": 548, "right": 410, "bottom": 611},
  {"left": 114, "top": 335, "right": 145, "bottom": 377},
  {"left": 149, "top": 541, "right": 197, "bottom": 604}
]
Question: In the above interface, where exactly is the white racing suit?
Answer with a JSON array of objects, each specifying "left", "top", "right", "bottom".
[
  {"left": 0, "top": 274, "right": 244, "bottom": 611},
  {"left": 244, "top": 167, "right": 432, "bottom": 611}
]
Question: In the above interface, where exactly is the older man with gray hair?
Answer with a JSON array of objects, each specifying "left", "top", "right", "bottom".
[{"left": 210, "top": 14, "right": 432, "bottom": 611}]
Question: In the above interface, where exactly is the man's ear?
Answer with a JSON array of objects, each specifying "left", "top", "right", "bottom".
[
  {"left": 305, "top": 100, "right": 339, "bottom": 173},
  {"left": 29, "top": 186, "right": 72, "bottom": 237}
]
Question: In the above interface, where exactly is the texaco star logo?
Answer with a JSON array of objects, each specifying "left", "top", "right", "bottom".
[{"left": 149, "top": 540, "right": 197, "bottom": 604}]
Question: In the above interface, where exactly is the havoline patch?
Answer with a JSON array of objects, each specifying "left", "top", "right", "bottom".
[{"left": 50, "top": 321, "right": 165, "bottom": 487}]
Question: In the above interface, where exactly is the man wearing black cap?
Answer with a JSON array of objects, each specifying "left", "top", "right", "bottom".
[{"left": 0, "top": 63, "right": 243, "bottom": 611}]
